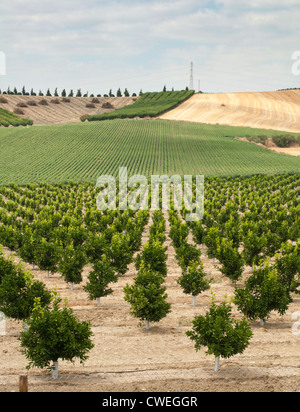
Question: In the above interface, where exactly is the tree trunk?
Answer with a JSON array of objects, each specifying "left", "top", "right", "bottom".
[
  {"left": 52, "top": 361, "right": 58, "bottom": 379},
  {"left": 71, "top": 283, "right": 74, "bottom": 291},
  {"left": 19, "top": 375, "right": 28, "bottom": 392},
  {"left": 145, "top": 320, "right": 150, "bottom": 330},
  {"left": 260, "top": 319, "right": 265, "bottom": 326},
  {"left": 214, "top": 356, "right": 220, "bottom": 373},
  {"left": 97, "top": 297, "right": 101, "bottom": 307},
  {"left": 192, "top": 296, "right": 196, "bottom": 307}
]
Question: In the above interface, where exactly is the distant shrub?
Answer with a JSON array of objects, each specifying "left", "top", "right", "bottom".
[
  {"left": 0, "top": 97, "right": 8, "bottom": 104},
  {"left": 62, "top": 98, "right": 71, "bottom": 103},
  {"left": 16, "top": 102, "right": 28, "bottom": 108},
  {"left": 80, "top": 114, "right": 89, "bottom": 122},
  {"left": 14, "top": 108, "right": 25, "bottom": 115},
  {"left": 272, "top": 134, "right": 297, "bottom": 148},
  {"left": 102, "top": 102, "right": 114, "bottom": 109},
  {"left": 27, "top": 101, "right": 38, "bottom": 106},
  {"left": 86, "top": 103, "right": 96, "bottom": 109},
  {"left": 91, "top": 98, "right": 100, "bottom": 104},
  {"left": 39, "top": 100, "right": 49, "bottom": 106},
  {"left": 51, "top": 99, "right": 60, "bottom": 104},
  {"left": 245, "top": 135, "right": 268, "bottom": 146}
]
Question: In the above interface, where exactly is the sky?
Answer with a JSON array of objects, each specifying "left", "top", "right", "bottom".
[{"left": 0, "top": 0, "right": 300, "bottom": 95}]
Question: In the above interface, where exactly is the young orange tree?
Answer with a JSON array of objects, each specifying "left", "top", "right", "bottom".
[
  {"left": 20, "top": 293, "right": 94, "bottom": 379},
  {"left": 187, "top": 295, "right": 253, "bottom": 372}
]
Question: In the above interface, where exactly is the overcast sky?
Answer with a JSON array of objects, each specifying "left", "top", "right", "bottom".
[{"left": 0, "top": 0, "right": 300, "bottom": 95}]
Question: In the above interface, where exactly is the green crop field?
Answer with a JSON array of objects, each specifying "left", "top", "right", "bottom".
[
  {"left": 81, "top": 90, "right": 195, "bottom": 122},
  {"left": 0, "top": 119, "right": 300, "bottom": 185},
  {"left": 0, "top": 107, "right": 33, "bottom": 127}
]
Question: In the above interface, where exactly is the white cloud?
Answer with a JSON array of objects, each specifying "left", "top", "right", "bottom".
[
  {"left": 216, "top": 0, "right": 300, "bottom": 9},
  {"left": 0, "top": 0, "right": 299, "bottom": 93}
]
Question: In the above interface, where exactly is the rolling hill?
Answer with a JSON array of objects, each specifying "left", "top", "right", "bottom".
[
  {"left": 159, "top": 90, "right": 300, "bottom": 134},
  {"left": 0, "top": 95, "right": 135, "bottom": 125},
  {"left": 0, "top": 119, "right": 299, "bottom": 185}
]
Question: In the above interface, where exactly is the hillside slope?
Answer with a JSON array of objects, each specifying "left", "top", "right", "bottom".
[
  {"left": 159, "top": 90, "right": 300, "bottom": 133},
  {"left": 0, "top": 95, "right": 134, "bottom": 125},
  {"left": 82, "top": 90, "right": 194, "bottom": 122},
  {"left": 0, "top": 120, "right": 299, "bottom": 185}
]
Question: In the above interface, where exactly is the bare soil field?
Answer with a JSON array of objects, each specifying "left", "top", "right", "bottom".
[
  {"left": 0, "top": 95, "right": 135, "bottom": 125},
  {"left": 0, "top": 214, "right": 299, "bottom": 393},
  {"left": 236, "top": 137, "right": 300, "bottom": 157},
  {"left": 271, "top": 147, "right": 300, "bottom": 157},
  {"left": 160, "top": 90, "right": 300, "bottom": 134}
]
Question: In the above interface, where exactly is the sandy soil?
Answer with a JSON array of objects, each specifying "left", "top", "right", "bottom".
[
  {"left": 159, "top": 90, "right": 300, "bottom": 134},
  {"left": 236, "top": 137, "right": 300, "bottom": 157},
  {"left": 0, "top": 95, "right": 135, "bottom": 125},
  {"left": 0, "top": 214, "right": 299, "bottom": 393},
  {"left": 270, "top": 147, "right": 300, "bottom": 157}
]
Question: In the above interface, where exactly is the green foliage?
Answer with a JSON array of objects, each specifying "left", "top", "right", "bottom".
[
  {"left": 34, "top": 237, "right": 61, "bottom": 275},
  {"left": 85, "top": 232, "right": 106, "bottom": 264},
  {"left": 107, "top": 232, "right": 133, "bottom": 276},
  {"left": 59, "top": 243, "right": 87, "bottom": 287},
  {"left": 272, "top": 134, "right": 298, "bottom": 148},
  {"left": 17, "top": 227, "right": 37, "bottom": 267},
  {"left": 0, "top": 246, "right": 17, "bottom": 284},
  {"left": 190, "top": 221, "right": 205, "bottom": 245},
  {"left": 169, "top": 221, "right": 189, "bottom": 249},
  {"left": 0, "top": 262, "right": 51, "bottom": 321},
  {"left": 20, "top": 293, "right": 94, "bottom": 370},
  {"left": 234, "top": 262, "right": 292, "bottom": 323},
  {"left": 203, "top": 227, "right": 220, "bottom": 260},
  {"left": 241, "top": 226, "right": 268, "bottom": 267},
  {"left": 175, "top": 240, "right": 201, "bottom": 270},
  {"left": 216, "top": 238, "right": 244, "bottom": 284},
  {"left": 0, "top": 107, "right": 33, "bottom": 127},
  {"left": 186, "top": 295, "right": 253, "bottom": 359},
  {"left": 274, "top": 241, "right": 300, "bottom": 294},
  {"left": 84, "top": 255, "right": 118, "bottom": 301},
  {"left": 124, "top": 266, "right": 171, "bottom": 326},
  {"left": 135, "top": 239, "right": 168, "bottom": 277},
  {"left": 177, "top": 260, "right": 210, "bottom": 297}
]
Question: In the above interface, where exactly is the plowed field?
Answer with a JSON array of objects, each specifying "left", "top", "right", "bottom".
[
  {"left": 0, "top": 96, "right": 134, "bottom": 125},
  {"left": 160, "top": 90, "right": 300, "bottom": 134}
]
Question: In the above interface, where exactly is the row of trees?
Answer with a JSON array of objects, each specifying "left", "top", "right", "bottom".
[
  {"left": 0, "top": 86, "right": 141, "bottom": 98},
  {"left": 168, "top": 207, "right": 252, "bottom": 372},
  {"left": 0, "top": 86, "right": 190, "bottom": 98},
  {"left": 124, "top": 210, "right": 171, "bottom": 330},
  {"left": 169, "top": 208, "right": 210, "bottom": 305},
  {"left": 184, "top": 175, "right": 300, "bottom": 327}
]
